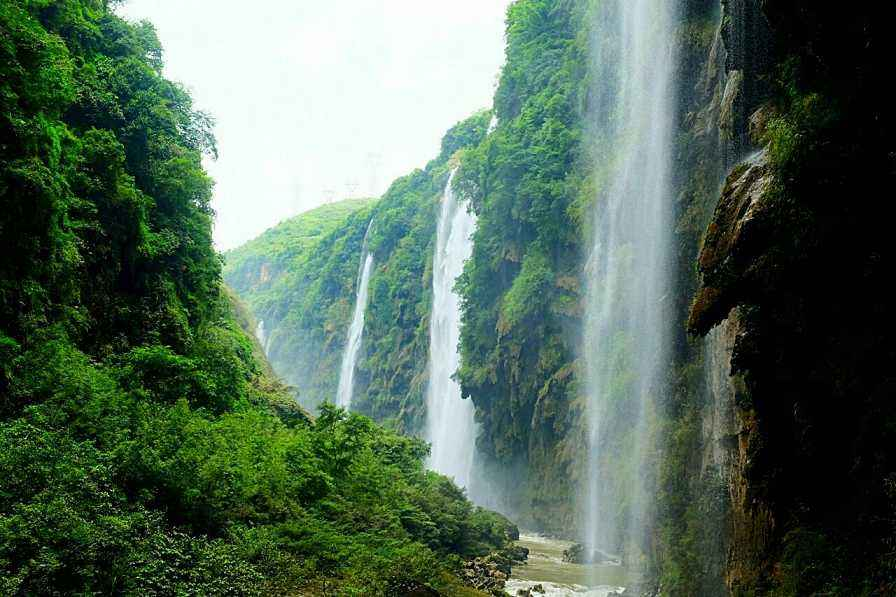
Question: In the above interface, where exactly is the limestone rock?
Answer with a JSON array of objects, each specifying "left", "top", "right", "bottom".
[
  {"left": 689, "top": 149, "right": 775, "bottom": 335},
  {"left": 461, "top": 545, "right": 528, "bottom": 594}
]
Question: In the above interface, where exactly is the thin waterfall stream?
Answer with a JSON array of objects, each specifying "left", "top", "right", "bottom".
[
  {"left": 254, "top": 320, "right": 268, "bottom": 355},
  {"left": 335, "top": 222, "right": 376, "bottom": 409},
  {"left": 425, "top": 169, "right": 479, "bottom": 492}
]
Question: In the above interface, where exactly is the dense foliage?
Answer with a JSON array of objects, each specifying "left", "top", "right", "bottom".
[{"left": 0, "top": 2, "right": 513, "bottom": 593}]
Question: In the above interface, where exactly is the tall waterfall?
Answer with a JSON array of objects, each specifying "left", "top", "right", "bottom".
[
  {"left": 426, "top": 170, "right": 478, "bottom": 490},
  {"left": 584, "top": 0, "right": 677, "bottom": 577},
  {"left": 335, "top": 222, "right": 375, "bottom": 409}
]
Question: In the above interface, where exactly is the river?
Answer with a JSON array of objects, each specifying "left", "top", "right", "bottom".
[{"left": 504, "top": 534, "right": 626, "bottom": 597}]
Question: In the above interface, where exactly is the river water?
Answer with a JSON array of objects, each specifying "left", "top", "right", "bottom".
[{"left": 505, "top": 534, "right": 626, "bottom": 597}]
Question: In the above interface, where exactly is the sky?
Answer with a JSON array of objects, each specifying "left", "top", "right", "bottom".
[{"left": 116, "top": 0, "right": 512, "bottom": 250}]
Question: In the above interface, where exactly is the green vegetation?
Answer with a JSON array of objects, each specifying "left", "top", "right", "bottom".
[
  {"left": 225, "top": 112, "right": 492, "bottom": 428},
  {"left": 18, "top": 0, "right": 886, "bottom": 594},
  {"left": 226, "top": 1, "right": 596, "bottom": 535},
  {"left": 0, "top": 2, "right": 514, "bottom": 593},
  {"left": 455, "top": 0, "right": 591, "bottom": 530},
  {"left": 224, "top": 198, "right": 372, "bottom": 305}
]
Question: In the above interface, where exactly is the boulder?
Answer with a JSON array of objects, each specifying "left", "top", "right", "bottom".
[
  {"left": 562, "top": 542, "right": 587, "bottom": 563},
  {"left": 688, "top": 149, "right": 776, "bottom": 335}
]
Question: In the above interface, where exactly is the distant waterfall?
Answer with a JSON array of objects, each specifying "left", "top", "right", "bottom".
[
  {"left": 335, "top": 222, "right": 375, "bottom": 409},
  {"left": 426, "top": 170, "right": 478, "bottom": 490},
  {"left": 584, "top": 0, "right": 677, "bottom": 578},
  {"left": 255, "top": 320, "right": 268, "bottom": 354}
]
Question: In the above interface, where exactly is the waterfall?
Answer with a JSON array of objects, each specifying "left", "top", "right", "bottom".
[
  {"left": 255, "top": 320, "right": 268, "bottom": 355},
  {"left": 426, "top": 170, "right": 478, "bottom": 491},
  {"left": 584, "top": 0, "right": 677, "bottom": 578},
  {"left": 335, "top": 222, "right": 375, "bottom": 409}
]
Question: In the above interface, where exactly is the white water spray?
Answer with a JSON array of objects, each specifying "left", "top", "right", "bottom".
[
  {"left": 335, "top": 223, "right": 375, "bottom": 409},
  {"left": 426, "top": 170, "right": 478, "bottom": 490},
  {"left": 584, "top": 0, "right": 677, "bottom": 577}
]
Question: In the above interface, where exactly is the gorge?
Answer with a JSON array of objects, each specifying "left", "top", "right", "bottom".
[
  {"left": 2, "top": 0, "right": 894, "bottom": 595},
  {"left": 223, "top": 0, "right": 896, "bottom": 594}
]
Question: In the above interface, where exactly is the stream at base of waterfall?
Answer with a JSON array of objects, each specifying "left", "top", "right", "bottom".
[{"left": 505, "top": 534, "right": 626, "bottom": 597}]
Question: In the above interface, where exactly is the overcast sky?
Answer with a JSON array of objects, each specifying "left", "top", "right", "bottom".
[{"left": 116, "top": 0, "right": 511, "bottom": 250}]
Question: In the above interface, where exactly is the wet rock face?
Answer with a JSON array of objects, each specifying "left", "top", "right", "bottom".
[
  {"left": 689, "top": 150, "right": 775, "bottom": 336},
  {"left": 692, "top": 1, "right": 896, "bottom": 591},
  {"left": 702, "top": 312, "right": 777, "bottom": 592},
  {"left": 720, "top": 0, "right": 775, "bottom": 154}
]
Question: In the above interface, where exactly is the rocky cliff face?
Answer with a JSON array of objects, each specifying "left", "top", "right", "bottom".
[
  {"left": 718, "top": 0, "right": 774, "bottom": 157},
  {"left": 690, "top": 1, "right": 896, "bottom": 593},
  {"left": 693, "top": 152, "right": 779, "bottom": 590},
  {"left": 662, "top": 1, "right": 792, "bottom": 592}
]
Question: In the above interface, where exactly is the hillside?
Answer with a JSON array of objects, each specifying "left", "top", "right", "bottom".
[
  {"left": 225, "top": 112, "right": 492, "bottom": 423},
  {"left": 0, "top": 2, "right": 514, "bottom": 594},
  {"left": 224, "top": 198, "right": 373, "bottom": 304}
]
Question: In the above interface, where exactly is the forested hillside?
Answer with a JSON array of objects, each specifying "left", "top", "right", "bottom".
[
  {"left": 0, "top": 2, "right": 514, "bottom": 594},
  {"left": 225, "top": 198, "right": 372, "bottom": 307},
  {"left": 227, "top": 2, "right": 594, "bottom": 528},
  {"left": 454, "top": 0, "right": 590, "bottom": 530},
  {"left": 225, "top": 112, "right": 492, "bottom": 427}
]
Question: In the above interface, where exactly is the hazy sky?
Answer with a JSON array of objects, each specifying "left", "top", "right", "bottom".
[{"left": 116, "top": 0, "right": 511, "bottom": 250}]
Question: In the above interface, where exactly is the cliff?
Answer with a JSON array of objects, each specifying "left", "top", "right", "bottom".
[{"left": 689, "top": 1, "right": 896, "bottom": 593}]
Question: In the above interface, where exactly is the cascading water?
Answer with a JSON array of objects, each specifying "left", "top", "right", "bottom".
[
  {"left": 425, "top": 170, "right": 478, "bottom": 491},
  {"left": 584, "top": 0, "right": 677, "bottom": 581},
  {"left": 487, "top": 114, "right": 498, "bottom": 135},
  {"left": 255, "top": 320, "right": 268, "bottom": 355},
  {"left": 335, "top": 222, "right": 375, "bottom": 409}
]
